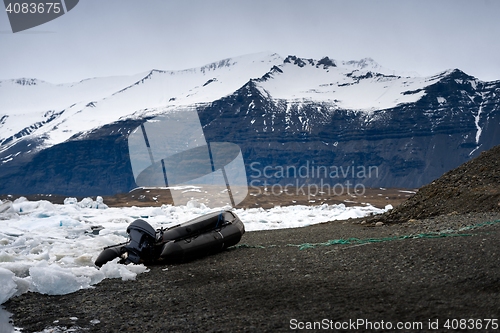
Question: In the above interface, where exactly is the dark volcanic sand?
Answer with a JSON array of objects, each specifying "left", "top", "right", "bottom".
[
  {"left": 5, "top": 145, "right": 500, "bottom": 332},
  {"left": 5, "top": 212, "right": 500, "bottom": 333}
]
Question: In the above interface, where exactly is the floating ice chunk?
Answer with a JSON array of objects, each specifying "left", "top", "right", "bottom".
[
  {"left": 1, "top": 227, "right": 23, "bottom": 236},
  {"left": 64, "top": 197, "right": 78, "bottom": 205},
  {"left": 100, "top": 259, "right": 149, "bottom": 281},
  {"left": 125, "top": 263, "right": 150, "bottom": 275},
  {"left": 65, "top": 196, "right": 109, "bottom": 209},
  {"left": 13, "top": 276, "right": 31, "bottom": 296},
  {"left": 74, "top": 254, "right": 95, "bottom": 265},
  {"left": 95, "top": 196, "right": 108, "bottom": 209},
  {"left": 0, "top": 251, "right": 15, "bottom": 262},
  {"left": 70, "top": 266, "right": 105, "bottom": 285},
  {"left": 0, "top": 200, "right": 14, "bottom": 214},
  {"left": 78, "top": 198, "right": 94, "bottom": 208},
  {"left": 13, "top": 197, "right": 27, "bottom": 204},
  {"left": 0, "top": 262, "right": 30, "bottom": 278},
  {"left": 29, "top": 264, "right": 92, "bottom": 295},
  {"left": 13, "top": 199, "right": 56, "bottom": 215},
  {"left": 0, "top": 268, "right": 17, "bottom": 304},
  {"left": 149, "top": 207, "right": 166, "bottom": 217}
]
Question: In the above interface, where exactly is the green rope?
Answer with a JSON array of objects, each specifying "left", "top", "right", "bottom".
[
  {"left": 458, "top": 220, "right": 500, "bottom": 231},
  {"left": 233, "top": 219, "right": 500, "bottom": 251},
  {"left": 232, "top": 244, "right": 266, "bottom": 249},
  {"left": 289, "top": 232, "right": 474, "bottom": 250}
]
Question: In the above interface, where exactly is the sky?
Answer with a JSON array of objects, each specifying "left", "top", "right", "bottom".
[{"left": 1, "top": 0, "right": 499, "bottom": 84}]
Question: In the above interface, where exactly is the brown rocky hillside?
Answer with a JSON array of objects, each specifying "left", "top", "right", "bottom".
[{"left": 375, "top": 144, "right": 500, "bottom": 223}]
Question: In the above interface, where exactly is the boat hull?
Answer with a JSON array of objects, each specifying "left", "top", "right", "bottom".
[{"left": 95, "top": 210, "right": 244, "bottom": 267}]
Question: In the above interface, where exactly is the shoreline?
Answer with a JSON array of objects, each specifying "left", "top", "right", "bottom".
[
  {"left": 5, "top": 212, "right": 500, "bottom": 332},
  {"left": 0, "top": 186, "right": 413, "bottom": 210}
]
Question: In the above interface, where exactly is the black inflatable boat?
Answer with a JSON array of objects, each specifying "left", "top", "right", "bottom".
[{"left": 95, "top": 210, "right": 245, "bottom": 267}]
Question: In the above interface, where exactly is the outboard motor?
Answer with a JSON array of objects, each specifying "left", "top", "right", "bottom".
[
  {"left": 121, "top": 219, "right": 157, "bottom": 264},
  {"left": 94, "top": 218, "right": 157, "bottom": 267}
]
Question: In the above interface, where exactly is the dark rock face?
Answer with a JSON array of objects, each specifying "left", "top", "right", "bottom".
[
  {"left": 0, "top": 121, "right": 141, "bottom": 196},
  {"left": 0, "top": 70, "right": 499, "bottom": 196}
]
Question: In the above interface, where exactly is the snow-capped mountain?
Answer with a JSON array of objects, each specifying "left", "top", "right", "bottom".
[
  {"left": 255, "top": 55, "right": 433, "bottom": 111},
  {"left": 1, "top": 53, "right": 499, "bottom": 196},
  {"left": 0, "top": 52, "right": 283, "bottom": 149}
]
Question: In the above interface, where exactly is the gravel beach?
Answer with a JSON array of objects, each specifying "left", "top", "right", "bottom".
[{"left": 5, "top": 212, "right": 500, "bottom": 332}]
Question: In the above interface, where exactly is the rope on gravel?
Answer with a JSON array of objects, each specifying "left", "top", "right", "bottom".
[
  {"left": 233, "top": 219, "right": 500, "bottom": 251},
  {"left": 457, "top": 219, "right": 500, "bottom": 231},
  {"left": 292, "top": 219, "right": 500, "bottom": 250},
  {"left": 289, "top": 232, "right": 473, "bottom": 250},
  {"left": 233, "top": 244, "right": 266, "bottom": 249}
]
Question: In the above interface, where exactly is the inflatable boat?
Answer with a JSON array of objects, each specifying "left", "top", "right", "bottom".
[{"left": 95, "top": 210, "right": 245, "bottom": 267}]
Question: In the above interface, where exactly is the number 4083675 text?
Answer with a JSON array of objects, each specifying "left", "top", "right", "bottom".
[{"left": 5, "top": 2, "right": 61, "bottom": 14}]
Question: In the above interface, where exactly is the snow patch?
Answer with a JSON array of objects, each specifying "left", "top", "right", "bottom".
[{"left": 437, "top": 97, "right": 446, "bottom": 104}]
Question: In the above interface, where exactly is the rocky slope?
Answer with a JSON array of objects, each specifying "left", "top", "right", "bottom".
[{"left": 374, "top": 144, "right": 500, "bottom": 223}]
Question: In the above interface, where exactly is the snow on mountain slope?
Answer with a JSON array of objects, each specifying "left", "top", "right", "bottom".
[
  {"left": 0, "top": 75, "right": 148, "bottom": 114},
  {"left": 255, "top": 56, "right": 442, "bottom": 111},
  {"left": 0, "top": 52, "right": 283, "bottom": 150},
  {"left": 0, "top": 74, "right": 150, "bottom": 149},
  {"left": 0, "top": 52, "right": 472, "bottom": 154},
  {"left": 340, "top": 58, "right": 420, "bottom": 77}
]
